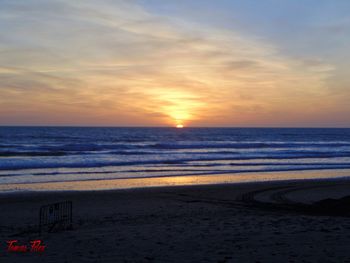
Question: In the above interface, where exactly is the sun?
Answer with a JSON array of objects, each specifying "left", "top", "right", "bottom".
[{"left": 176, "top": 124, "right": 184, "bottom": 128}]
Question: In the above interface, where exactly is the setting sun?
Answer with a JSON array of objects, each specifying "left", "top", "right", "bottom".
[{"left": 176, "top": 124, "right": 184, "bottom": 128}]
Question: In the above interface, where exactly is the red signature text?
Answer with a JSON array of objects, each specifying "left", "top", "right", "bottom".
[{"left": 6, "top": 240, "right": 46, "bottom": 253}]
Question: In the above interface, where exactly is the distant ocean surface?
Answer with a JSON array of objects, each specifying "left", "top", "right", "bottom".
[{"left": 1, "top": 127, "right": 350, "bottom": 185}]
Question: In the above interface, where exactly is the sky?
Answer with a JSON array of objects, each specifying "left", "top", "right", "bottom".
[{"left": 0, "top": 0, "right": 349, "bottom": 127}]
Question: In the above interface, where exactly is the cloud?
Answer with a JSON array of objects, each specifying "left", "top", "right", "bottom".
[{"left": 0, "top": 0, "right": 346, "bottom": 126}]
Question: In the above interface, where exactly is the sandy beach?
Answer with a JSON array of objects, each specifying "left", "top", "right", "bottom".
[{"left": 2, "top": 178, "right": 350, "bottom": 262}]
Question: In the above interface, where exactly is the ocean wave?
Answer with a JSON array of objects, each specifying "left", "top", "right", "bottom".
[
  {"left": 0, "top": 151, "right": 68, "bottom": 157},
  {"left": 2, "top": 144, "right": 349, "bottom": 157},
  {"left": 2, "top": 162, "right": 350, "bottom": 178},
  {"left": 37, "top": 143, "right": 134, "bottom": 152},
  {"left": 150, "top": 142, "right": 350, "bottom": 150},
  {"left": 1, "top": 153, "right": 350, "bottom": 170}
]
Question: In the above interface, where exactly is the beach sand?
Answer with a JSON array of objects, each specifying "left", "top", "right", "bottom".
[{"left": 2, "top": 178, "right": 350, "bottom": 262}]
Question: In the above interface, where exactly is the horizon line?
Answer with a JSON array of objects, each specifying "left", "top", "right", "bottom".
[{"left": 0, "top": 125, "right": 350, "bottom": 129}]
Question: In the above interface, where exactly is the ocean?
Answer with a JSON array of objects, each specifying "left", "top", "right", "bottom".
[{"left": 1, "top": 127, "right": 350, "bottom": 185}]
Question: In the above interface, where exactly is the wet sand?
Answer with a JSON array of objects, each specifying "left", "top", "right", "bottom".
[{"left": 2, "top": 178, "right": 350, "bottom": 262}]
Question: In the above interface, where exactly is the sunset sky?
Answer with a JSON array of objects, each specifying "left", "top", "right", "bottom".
[{"left": 0, "top": 0, "right": 349, "bottom": 127}]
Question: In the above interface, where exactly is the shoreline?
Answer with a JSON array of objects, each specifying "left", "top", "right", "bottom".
[
  {"left": 1, "top": 168, "right": 350, "bottom": 194},
  {"left": 1, "top": 174, "right": 350, "bottom": 198}
]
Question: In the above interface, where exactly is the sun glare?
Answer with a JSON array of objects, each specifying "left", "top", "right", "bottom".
[{"left": 176, "top": 124, "right": 184, "bottom": 128}]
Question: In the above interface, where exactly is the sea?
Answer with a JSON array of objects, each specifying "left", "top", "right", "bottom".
[{"left": 1, "top": 127, "right": 350, "bottom": 186}]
